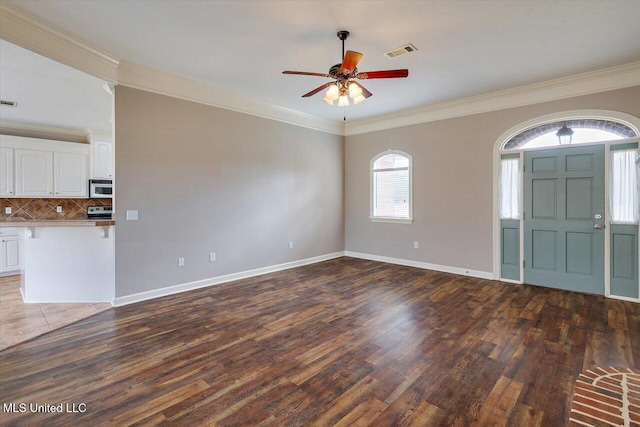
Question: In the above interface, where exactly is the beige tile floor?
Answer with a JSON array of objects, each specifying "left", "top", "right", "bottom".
[{"left": 0, "top": 274, "right": 111, "bottom": 351}]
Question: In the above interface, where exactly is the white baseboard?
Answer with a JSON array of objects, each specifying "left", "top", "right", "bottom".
[
  {"left": 499, "top": 278, "right": 523, "bottom": 285},
  {"left": 344, "top": 251, "right": 495, "bottom": 280},
  {"left": 114, "top": 251, "right": 345, "bottom": 307},
  {"left": 606, "top": 294, "right": 640, "bottom": 303}
]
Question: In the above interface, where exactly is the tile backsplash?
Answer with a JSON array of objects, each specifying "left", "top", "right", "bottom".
[{"left": 0, "top": 198, "right": 112, "bottom": 221}]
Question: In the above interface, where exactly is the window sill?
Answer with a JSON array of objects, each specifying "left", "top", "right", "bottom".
[{"left": 370, "top": 216, "right": 413, "bottom": 224}]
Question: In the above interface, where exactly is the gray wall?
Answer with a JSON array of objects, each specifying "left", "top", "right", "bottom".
[
  {"left": 115, "top": 87, "right": 344, "bottom": 298},
  {"left": 345, "top": 85, "right": 640, "bottom": 274}
]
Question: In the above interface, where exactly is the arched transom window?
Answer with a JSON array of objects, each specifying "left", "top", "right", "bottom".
[
  {"left": 371, "top": 151, "right": 413, "bottom": 224},
  {"left": 503, "top": 119, "right": 637, "bottom": 150}
]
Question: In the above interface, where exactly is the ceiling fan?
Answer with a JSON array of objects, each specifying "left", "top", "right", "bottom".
[{"left": 283, "top": 31, "right": 409, "bottom": 107}]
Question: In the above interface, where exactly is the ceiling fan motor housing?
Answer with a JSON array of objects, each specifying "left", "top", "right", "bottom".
[{"left": 329, "top": 63, "right": 356, "bottom": 78}]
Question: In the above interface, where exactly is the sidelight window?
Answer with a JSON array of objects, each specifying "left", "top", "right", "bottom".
[
  {"left": 499, "top": 157, "right": 521, "bottom": 219},
  {"left": 610, "top": 148, "right": 639, "bottom": 224}
]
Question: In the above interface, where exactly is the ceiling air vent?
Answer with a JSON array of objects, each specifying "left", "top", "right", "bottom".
[
  {"left": 384, "top": 43, "right": 418, "bottom": 59},
  {"left": 0, "top": 100, "right": 18, "bottom": 107}
]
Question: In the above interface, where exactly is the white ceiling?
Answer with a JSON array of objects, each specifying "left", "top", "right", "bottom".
[
  {"left": 0, "top": 39, "right": 113, "bottom": 134},
  {"left": 3, "top": 0, "right": 640, "bottom": 124}
]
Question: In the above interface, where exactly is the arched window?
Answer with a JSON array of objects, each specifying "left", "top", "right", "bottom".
[
  {"left": 503, "top": 119, "right": 637, "bottom": 150},
  {"left": 371, "top": 151, "right": 413, "bottom": 224}
]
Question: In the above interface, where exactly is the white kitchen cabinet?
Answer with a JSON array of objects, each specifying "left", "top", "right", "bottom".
[
  {"left": 0, "top": 147, "right": 14, "bottom": 196},
  {"left": 1, "top": 135, "right": 89, "bottom": 198},
  {"left": 0, "top": 234, "right": 22, "bottom": 274},
  {"left": 54, "top": 152, "right": 88, "bottom": 197},
  {"left": 15, "top": 149, "right": 54, "bottom": 197},
  {"left": 92, "top": 140, "right": 113, "bottom": 179}
]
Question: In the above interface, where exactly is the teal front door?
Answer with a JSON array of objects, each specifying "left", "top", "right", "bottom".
[{"left": 524, "top": 145, "right": 605, "bottom": 294}]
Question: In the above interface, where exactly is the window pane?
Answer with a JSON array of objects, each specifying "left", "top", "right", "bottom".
[
  {"left": 374, "top": 169, "right": 409, "bottom": 218},
  {"left": 521, "top": 129, "right": 623, "bottom": 149},
  {"left": 611, "top": 149, "right": 639, "bottom": 224},
  {"left": 500, "top": 158, "right": 520, "bottom": 219},
  {"left": 374, "top": 154, "right": 409, "bottom": 170}
]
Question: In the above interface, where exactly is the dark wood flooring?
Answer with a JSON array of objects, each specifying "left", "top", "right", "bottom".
[{"left": 1, "top": 257, "right": 638, "bottom": 426}]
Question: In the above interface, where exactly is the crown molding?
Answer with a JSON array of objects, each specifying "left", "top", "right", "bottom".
[
  {"left": 345, "top": 62, "right": 640, "bottom": 136},
  {"left": 116, "top": 61, "right": 344, "bottom": 136},
  {"left": 0, "top": 120, "right": 94, "bottom": 143},
  {"left": 0, "top": 3, "right": 119, "bottom": 83}
]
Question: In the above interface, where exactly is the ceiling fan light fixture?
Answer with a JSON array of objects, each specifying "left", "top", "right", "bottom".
[
  {"left": 348, "top": 82, "right": 362, "bottom": 99},
  {"left": 338, "top": 95, "right": 350, "bottom": 107},
  {"left": 322, "top": 95, "right": 334, "bottom": 105},
  {"left": 352, "top": 95, "right": 366, "bottom": 105},
  {"left": 326, "top": 84, "right": 340, "bottom": 100}
]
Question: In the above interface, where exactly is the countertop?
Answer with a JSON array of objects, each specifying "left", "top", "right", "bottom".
[{"left": 0, "top": 219, "right": 115, "bottom": 227}]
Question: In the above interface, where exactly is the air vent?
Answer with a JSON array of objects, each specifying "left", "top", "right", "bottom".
[
  {"left": 384, "top": 43, "right": 418, "bottom": 59},
  {"left": 0, "top": 100, "right": 18, "bottom": 107}
]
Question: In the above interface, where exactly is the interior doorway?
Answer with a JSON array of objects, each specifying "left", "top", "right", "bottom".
[{"left": 0, "top": 39, "right": 115, "bottom": 350}]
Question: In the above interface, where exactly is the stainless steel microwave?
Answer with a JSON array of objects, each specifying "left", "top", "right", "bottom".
[{"left": 89, "top": 179, "right": 113, "bottom": 199}]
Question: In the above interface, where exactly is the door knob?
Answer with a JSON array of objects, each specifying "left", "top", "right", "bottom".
[{"left": 594, "top": 224, "right": 605, "bottom": 230}]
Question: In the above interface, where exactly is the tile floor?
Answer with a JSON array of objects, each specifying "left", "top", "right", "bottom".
[{"left": 0, "top": 274, "right": 111, "bottom": 351}]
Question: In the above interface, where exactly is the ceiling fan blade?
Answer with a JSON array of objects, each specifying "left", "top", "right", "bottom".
[
  {"left": 340, "top": 50, "right": 363, "bottom": 74},
  {"left": 302, "top": 82, "right": 335, "bottom": 98},
  {"left": 283, "top": 71, "right": 332, "bottom": 78},
  {"left": 356, "top": 69, "right": 409, "bottom": 79},
  {"left": 350, "top": 81, "right": 372, "bottom": 98}
]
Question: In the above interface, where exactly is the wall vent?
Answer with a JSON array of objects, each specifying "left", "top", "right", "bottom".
[
  {"left": 384, "top": 43, "right": 418, "bottom": 59},
  {"left": 0, "top": 100, "right": 18, "bottom": 107}
]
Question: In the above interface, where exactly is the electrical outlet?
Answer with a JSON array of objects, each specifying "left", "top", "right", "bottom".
[
  {"left": 288, "top": 242, "right": 294, "bottom": 249},
  {"left": 56, "top": 206, "right": 63, "bottom": 213},
  {"left": 413, "top": 241, "right": 419, "bottom": 249},
  {"left": 4, "top": 207, "right": 11, "bottom": 214},
  {"left": 209, "top": 252, "right": 216, "bottom": 262},
  {"left": 178, "top": 257, "right": 185, "bottom": 267}
]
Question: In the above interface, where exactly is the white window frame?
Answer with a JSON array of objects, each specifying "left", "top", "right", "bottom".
[{"left": 370, "top": 150, "right": 413, "bottom": 224}]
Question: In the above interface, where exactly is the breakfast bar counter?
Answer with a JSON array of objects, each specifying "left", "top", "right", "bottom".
[{"left": 1, "top": 219, "right": 115, "bottom": 304}]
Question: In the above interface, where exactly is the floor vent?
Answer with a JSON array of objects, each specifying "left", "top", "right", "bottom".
[
  {"left": 0, "top": 100, "right": 18, "bottom": 107},
  {"left": 384, "top": 43, "right": 418, "bottom": 59}
]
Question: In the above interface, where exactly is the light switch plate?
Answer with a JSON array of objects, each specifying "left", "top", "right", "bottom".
[
  {"left": 4, "top": 207, "right": 11, "bottom": 214},
  {"left": 56, "top": 206, "right": 63, "bottom": 213},
  {"left": 126, "top": 210, "right": 138, "bottom": 221}
]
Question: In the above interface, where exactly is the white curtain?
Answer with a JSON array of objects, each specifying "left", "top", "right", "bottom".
[
  {"left": 500, "top": 158, "right": 520, "bottom": 219},
  {"left": 610, "top": 149, "right": 639, "bottom": 224}
]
